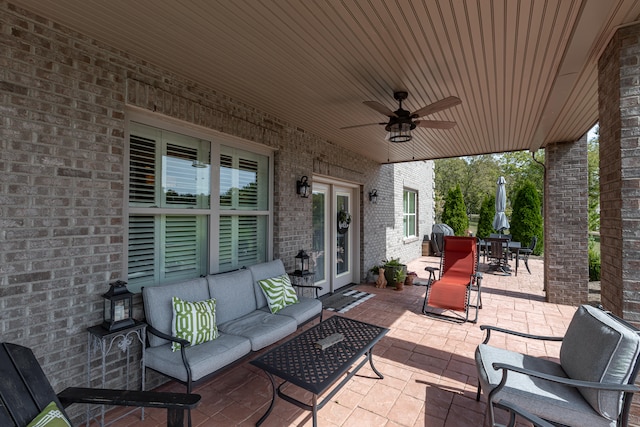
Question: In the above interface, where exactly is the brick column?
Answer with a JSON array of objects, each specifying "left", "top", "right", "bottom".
[
  {"left": 544, "top": 137, "right": 589, "bottom": 305},
  {"left": 598, "top": 23, "right": 640, "bottom": 322}
]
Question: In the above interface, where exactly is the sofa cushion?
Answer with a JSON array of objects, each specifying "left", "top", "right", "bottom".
[
  {"left": 142, "top": 277, "right": 210, "bottom": 348},
  {"left": 207, "top": 269, "right": 257, "bottom": 324},
  {"left": 476, "top": 344, "right": 610, "bottom": 427},
  {"left": 258, "top": 274, "right": 299, "bottom": 313},
  {"left": 171, "top": 297, "right": 219, "bottom": 351},
  {"left": 265, "top": 296, "right": 322, "bottom": 325},
  {"left": 218, "top": 311, "right": 297, "bottom": 351},
  {"left": 248, "top": 260, "right": 288, "bottom": 309},
  {"left": 145, "top": 333, "right": 252, "bottom": 383},
  {"left": 560, "top": 304, "right": 640, "bottom": 420}
]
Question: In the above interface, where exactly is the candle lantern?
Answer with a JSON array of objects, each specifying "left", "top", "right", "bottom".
[
  {"left": 294, "top": 250, "right": 310, "bottom": 275},
  {"left": 102, "top": 280, "right": 135, "bottom": 332}
]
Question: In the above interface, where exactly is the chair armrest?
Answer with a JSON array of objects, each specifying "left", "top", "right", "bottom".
[
  {"left": 492, "top": 362, "right": 640, "bottom": 393},
  {"left": 480, "top": 325, "right": 563, "bottom": 344},
  {"left": 58, "top": 388, "right": 201, "bottom": 409},
  {"left": 495, "top": 400, "right": 555, "bottom": 427},
  {"left": 59, "top": 388, "right": 200, "bottom": 427},
  {"left": 146, "top": 324, "right": 191, "bottom": 348},
  {"left": 424, "top": 267, "right": 439, "bottom": 284}
]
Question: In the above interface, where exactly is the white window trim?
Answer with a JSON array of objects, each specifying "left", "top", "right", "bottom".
[
  {"left": 403, "top": 188, "right": 418, "bottom": 241},
  {"left": 124, "top": 107, "right": 275, "bottom": 284}
]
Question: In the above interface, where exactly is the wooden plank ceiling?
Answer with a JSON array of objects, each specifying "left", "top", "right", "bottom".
[{"left": 9, "top": 0, "right": 640, "bottom": 163}]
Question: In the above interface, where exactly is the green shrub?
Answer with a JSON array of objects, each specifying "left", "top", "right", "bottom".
[
  {"left": 441, "top": 185, "right": 469, "bottom": 236},
  {"left": 476, "top": 194, "right": 495, "bottom": 239},
  {"left": 588, "top": 237, "right": 601, "bottom": 281},
  {"left": 509, "top": 181, "right": 543, "bottom": 255}
]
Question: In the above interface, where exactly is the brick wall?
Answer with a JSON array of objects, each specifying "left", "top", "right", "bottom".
[
  {"left": 598, "top": 21, "right": 640, "bottom": 427},
  {"left": 0, "top": 3, "right": 433, "bottom": 419},
  {"left": 598, "top": 23, "right": 640, "bottom": 324},
  {"left": 544, "top": 136, "right": 589, "bottom": 305}
]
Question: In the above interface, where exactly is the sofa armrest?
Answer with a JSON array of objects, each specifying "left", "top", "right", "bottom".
[
  {"left": 480, "top": 325, "right": 564, "bottom": 345},
  {"left": 291, "top": 283, "right": 322, "bottom": 299},
  {"left": 146, "top": 324, "right": 191, "bottom": 348}
]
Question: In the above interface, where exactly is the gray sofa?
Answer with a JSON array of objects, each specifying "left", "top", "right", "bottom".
[{"left": 142, "top": 259, "right": 322, "bottom": 392}]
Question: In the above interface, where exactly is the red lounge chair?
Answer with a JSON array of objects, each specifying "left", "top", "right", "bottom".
[{"left": 422, "top": 236, "right": 483, "bottom": 323}]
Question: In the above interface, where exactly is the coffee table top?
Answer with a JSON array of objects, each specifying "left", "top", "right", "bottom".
[{"left": 251, "top": 315, "right": 388, "bottom": 395}]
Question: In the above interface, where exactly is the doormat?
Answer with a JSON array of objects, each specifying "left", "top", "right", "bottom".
[{"left": 322, "top": 289, "right": 375, "bottom": 313}]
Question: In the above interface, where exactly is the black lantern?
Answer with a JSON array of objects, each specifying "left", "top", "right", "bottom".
[
  {"left": 369, "top": 189, "right": 378, "bottom": 204},
  {"left": 102, "top": 280, "right": 135, "bottom": 332},
  {"left": 296, "top": 176, "right": 310, "bottom": 198},
  {"left": 294, "top": 249, "right": 310, "bottom": 275}
]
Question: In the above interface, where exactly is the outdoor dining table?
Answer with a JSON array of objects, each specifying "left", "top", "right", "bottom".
[{"left": 478, "top": 239, "right": 521, "bottom": 276}]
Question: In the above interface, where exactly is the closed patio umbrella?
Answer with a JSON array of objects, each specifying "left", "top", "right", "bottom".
[{"left": 493, "top": 176, "right": 510, "bottom": 233}]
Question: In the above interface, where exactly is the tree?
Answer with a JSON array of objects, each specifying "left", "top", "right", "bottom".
[
  {"left": 588, "top": 125, "right": 600, "bottom": 232},
  {"left": 477, "top": 194, "right": 495, "bottom": 238},
  {"left": 498, "top": 151, "right": 545, "bottom": 208},
  {"left": 441, "top": 185, "right": 469, "bottom": 236},
  {"left": 435, "top": 155, "right": 500, "bottom": 217},
  {"left": 509, "top": 181, "right": 543, "bottom": 255}
]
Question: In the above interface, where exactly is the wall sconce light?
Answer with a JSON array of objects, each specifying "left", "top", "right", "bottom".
[
  {"left": 369, "top": 189, "right": 378, "bottom": 204},
  {"left": 296, "top": 175, "right": 310, "bottom": 198}
]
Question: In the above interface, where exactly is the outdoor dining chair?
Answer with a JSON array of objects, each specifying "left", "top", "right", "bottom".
[
  {"left": 422, "top": 236, "right": 483, "bottom": 323},
  {"left": 518, "top": 236, "right": 537, "bottom": 274},
  {"left": 485, "top": 237, "right": 511, "bottom": 275}
]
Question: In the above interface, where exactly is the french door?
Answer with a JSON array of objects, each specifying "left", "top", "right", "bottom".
[{"left": 311, "top": 179, "right": 358, "bottom": 296}]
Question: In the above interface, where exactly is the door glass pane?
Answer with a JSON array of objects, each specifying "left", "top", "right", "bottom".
[
  {"left": 336, "top": 194, "right": 350, "bottom": 275},
  {"left": 312, "top": 191, "right": 326, "bottom": 282}
]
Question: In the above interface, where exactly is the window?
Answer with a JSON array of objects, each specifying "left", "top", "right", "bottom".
[
  {"left": 218, "top": 147, "right": 269, "bottom": 271},
  {"left": 126, "top": 121, "right": 271, "bottom": 291},
  {"left": 403, "top": 189, "right": 417, "bottom": 238}
]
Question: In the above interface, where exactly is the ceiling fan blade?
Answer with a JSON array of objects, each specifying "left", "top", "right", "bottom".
[
  {"left": 412, "top": 96, "right": 462, "bottom": 118},
  {"left": 340, "top": 122, "right": 386, "bottom": 130},
  {"left": 415, "top": 120, "right": 457, "bottom": 129},
  {"left": 363, "top": 101, "right": 397, "bottom": 117}
]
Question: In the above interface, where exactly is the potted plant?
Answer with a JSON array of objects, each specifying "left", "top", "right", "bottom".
[{"left": 383, "top": 258, "right": 407, "bottom": 289}]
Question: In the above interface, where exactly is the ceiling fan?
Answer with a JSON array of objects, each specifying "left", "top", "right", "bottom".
[{"left": 341, "top": 91, "right": 461, "bottom": 142}]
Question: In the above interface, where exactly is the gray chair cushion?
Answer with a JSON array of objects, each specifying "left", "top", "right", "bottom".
[
  {"left": 207, "top": 269, "right": 257, "bottom": 324},
  {"left": 145, "top": 333, "right": 251, "bottom": 382},
  {"left": 218, "top": 311, "right": 296, "bottom": 351},
  {"left": 248, "top": 260, "right": 287, "bottom": 309},
  {"left": 261, "top": 296, "right": 321, "bottom": 325},
  {"left": 476, "top": 344, "right": 613, "bottom": 427},
  {"left": 560, "top": 304, "right": 640, "bottom": 420},
  {"left": 142, "top": 277, "right": 210, "bottom": 348}
]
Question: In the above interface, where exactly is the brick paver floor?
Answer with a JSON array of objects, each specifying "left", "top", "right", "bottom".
[{"left": 101, "top": 255, "right": 578, "bottom": 427}]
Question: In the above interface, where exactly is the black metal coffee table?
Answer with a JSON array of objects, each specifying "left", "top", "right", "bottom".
[{"left": 250, "top": 315, "right": 389, "bottom": 426}]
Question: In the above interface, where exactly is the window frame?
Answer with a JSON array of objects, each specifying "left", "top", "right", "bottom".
[
  {"left": 124, "top": 109, "right": 274, "bottom": 290},
  {"left": 403, "top": 188, "right": 418, "bottom": 239}
]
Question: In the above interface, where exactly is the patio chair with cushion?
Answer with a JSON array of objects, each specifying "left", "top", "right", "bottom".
[
  {"left": 422, "top": 236, "right": 483, "bottom": 323},
  {"left": 0, "top": 342, "right": 201, "bottom": 427},
  {"left": 475, "top": 304, "right": 640, "bottom": 427}
]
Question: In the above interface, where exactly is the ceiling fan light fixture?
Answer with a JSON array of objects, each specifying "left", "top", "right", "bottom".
[{"left": 386, "top": 122, "right": 413, "bottom": 143}]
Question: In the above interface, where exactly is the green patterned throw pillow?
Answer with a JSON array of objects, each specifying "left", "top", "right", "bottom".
[
  {"left": 27, "top": 401, "right": 72, "bottom": 427},
  {"left": 171, "top": 297, "right": 219, "bottom": 352},
  {"left": 258, "top": 274, "right": 299, "bottom": 313}
]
